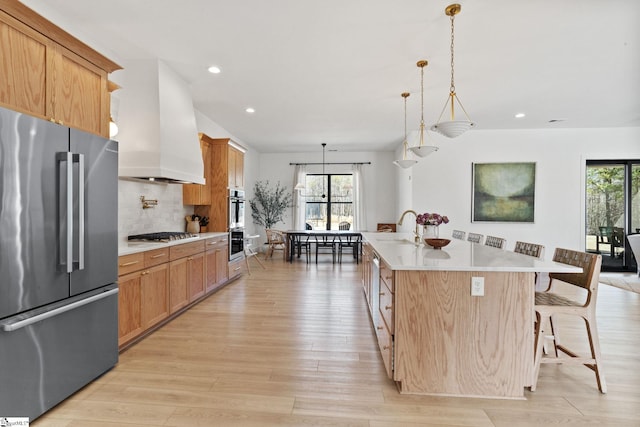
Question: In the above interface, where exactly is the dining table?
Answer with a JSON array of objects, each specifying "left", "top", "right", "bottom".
[{"left": 284, "top": 230, "right": 363, "bottom": 262}]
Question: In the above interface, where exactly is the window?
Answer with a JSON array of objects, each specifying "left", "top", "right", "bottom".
[{"left": 304, "top": 174, "right": 353, "bottom": 230}]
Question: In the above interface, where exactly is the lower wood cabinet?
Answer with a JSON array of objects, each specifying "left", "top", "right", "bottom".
[
  {"left": 118, "top": 234, "right": 239, "bottom": 349},
  {"left": 169, "top": 257, "right": 189, "bottom": 314},
  {"left": 140, "top": 263, "right": 170, "bottom": 329},
  {"left": 205, "top": 235, "right": 229, "bottom": 293},
  {"left": 118, "top": 248, "right": 170, "bottom": 347}
]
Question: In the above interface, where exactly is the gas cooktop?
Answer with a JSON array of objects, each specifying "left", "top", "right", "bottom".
[{"left": 127, "top": 231, "right": 198, "bottom": 242}]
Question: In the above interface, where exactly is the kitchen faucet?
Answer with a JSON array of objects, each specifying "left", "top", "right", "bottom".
[{"left": 397, "top": 209, "right": 420, "bottom": 245}]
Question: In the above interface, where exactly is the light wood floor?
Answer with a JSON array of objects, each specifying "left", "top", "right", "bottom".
[{"left": 34, "top": 257, "right": 640, "bottom": 426}]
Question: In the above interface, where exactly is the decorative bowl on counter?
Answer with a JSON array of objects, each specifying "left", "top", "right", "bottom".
[{"left": 424, "top": 238, "right": 451, "bottom": 249}]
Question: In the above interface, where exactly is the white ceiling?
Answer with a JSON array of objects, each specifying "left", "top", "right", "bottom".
[{"left": 20, "top": 0, "right": 640, "bottom": 153}]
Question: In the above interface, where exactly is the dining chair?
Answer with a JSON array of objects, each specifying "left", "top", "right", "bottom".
[
  {"left": 531, "top": 248, "right": 606, "bottom": 393},
  {"left": 265, "top": 229, "right": 286, "bottom": 259},
  {"left": 451, "top": 230, "right": 466, "bottom": 240},
  {"left": 484, "top": 235, "right": 506, "bottom": 249},
  {"left": 294, "top": 234, "right": 311, "bottom": 263},
  {"left": 338, "top": 221, "right": 351, "bottom": 230},
  {"left": 337, "top": 234, "right": 361, "bottom": 264},
  {"left": 467, "top": 232, "right": 483, "bottom": 244},
  {"left": 314, "top": 234, "right": 337, "bottom": 264}
]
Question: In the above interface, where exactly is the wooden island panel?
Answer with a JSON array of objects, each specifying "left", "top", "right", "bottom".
[{"left": 393, "top": 270, "right": 534, "bottom": 398}]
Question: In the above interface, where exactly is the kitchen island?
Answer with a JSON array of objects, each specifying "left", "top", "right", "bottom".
[{"left": 361, "top": 232, "right": 581, "bottom": 399}]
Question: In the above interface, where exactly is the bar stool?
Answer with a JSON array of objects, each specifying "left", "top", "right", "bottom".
[{"left": 531, "top": 248, "right": 606, "bottom": 393}]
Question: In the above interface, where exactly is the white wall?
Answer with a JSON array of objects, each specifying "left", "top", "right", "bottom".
[
  {"left": 395, "top": 127, "right": 640, "bottom": 254},
  {"left": 256, "top": 150, "right": 397, "bottom": 234}
]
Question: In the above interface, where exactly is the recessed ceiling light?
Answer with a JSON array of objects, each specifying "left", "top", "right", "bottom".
[
  {"left": 245, "top": 107, "right": 255, "bottom": 114},
  {"left": 207, "top": 65, "right": 221, "bottom": 74},
  {"left": 514, "top": 113, "right": 526, "bottom": 118}
]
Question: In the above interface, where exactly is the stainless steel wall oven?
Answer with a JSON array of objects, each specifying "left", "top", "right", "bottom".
[
  {"left": 229, "top": 189, "right": 245, "bottom": 229},
  {"left": 229, "top": 228, "right": 245, "bottom": 261}
]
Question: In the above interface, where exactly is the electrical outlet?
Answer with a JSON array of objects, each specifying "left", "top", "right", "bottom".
[{"left": 471, "top": 277, "right": 484, "bottom": 296}]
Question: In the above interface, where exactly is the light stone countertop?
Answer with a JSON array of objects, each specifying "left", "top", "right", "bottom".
[
  {"left": 118, "top": 232, "right": 228, "bottom": 256},
  {"left": 361, "top": 232, "right": 581, "bottom": 273}
]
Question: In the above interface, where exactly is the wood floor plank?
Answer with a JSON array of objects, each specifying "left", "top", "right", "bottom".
[{"left": 33, "top": 260, "right": 640, "bottom": 426}]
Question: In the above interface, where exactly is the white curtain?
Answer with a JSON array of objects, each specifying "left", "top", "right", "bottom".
[
  {"left": 352, "top": 164, "right": 366, "bottom": 231},
  {"left": 292, "top": 164, "right": 306, "bottom": 230}
]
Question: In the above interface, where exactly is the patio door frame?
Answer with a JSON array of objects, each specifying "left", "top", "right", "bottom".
[{"left": 585, "top": 159, "right": 640, "bottom": 272}]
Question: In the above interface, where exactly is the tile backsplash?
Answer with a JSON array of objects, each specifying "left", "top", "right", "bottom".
[{"left": 118, "top": 179, "right": 193, "bottom": 244}]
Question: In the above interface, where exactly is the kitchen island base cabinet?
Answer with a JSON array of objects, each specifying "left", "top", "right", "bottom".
[{"left": 391, "top": 270, "right": 534, "bottom": 398}]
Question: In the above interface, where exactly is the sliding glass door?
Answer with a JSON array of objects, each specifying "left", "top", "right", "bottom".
[{"left": 585, "top": 160, "right": 640, "bottom": 271}]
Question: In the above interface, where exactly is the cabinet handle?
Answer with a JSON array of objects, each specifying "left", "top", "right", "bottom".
[
  {"left": 233, "top": 266, "right": 241, "bottom": 271},
  {"left": 120, "top": 260, "right": 140, "bottom": 267},
  {"left": 141, "top": 270, "right": 149, "bottom": 276},
  {"left": 207, "top": 241, "right": 218, "bottom": 245},
  {"left": 150, "top": 253, "right": 166, "bottom": 259},
  {"left": 383, "top": 345, "right": 390, "bottom": 350},
  {"left": 376, "top": 326, "right": 383, "bottom": 330},
  {"left": 385, "top": 305, "right": 392, "bottom": 311},
  {"left": 379, "top": 292, "right": 386, "bottom": 296}
]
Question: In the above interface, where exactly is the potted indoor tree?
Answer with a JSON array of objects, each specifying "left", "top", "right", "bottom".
[{"left": 249, "top": 180, "right": 293, "bottom": 257}]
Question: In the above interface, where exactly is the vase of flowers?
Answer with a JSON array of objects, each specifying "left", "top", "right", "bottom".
[{"left": 416, "top": 212, "right": 449, "bottom": 239}]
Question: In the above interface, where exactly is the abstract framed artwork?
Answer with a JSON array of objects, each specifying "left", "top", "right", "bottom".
[{"left": 472, "top": 162, "right": 536, "bottom": 223}]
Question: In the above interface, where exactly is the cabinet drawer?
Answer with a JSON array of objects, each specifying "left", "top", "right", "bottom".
[
  {"left": 379, "top": 281, "right": 394, "bottom": 334},
  {"left": 170, "top": 240, "right": 205, "bottom": 260},
  {"left": 375, "top": 321, "right": 393, "bottom": 379},
  {"left": 144, "top": 248, "right": 169, "bottom": 268},
  {"left": 205, "top": 236, "right": 229, "bottom": 250},
  {"left": 118, "top": 253, "right": 144, "bottom": 275},
  {"left": 380, "top": 261, "right": 394, "bottom": 292},
  {"left": 228, "top": 257, "right": 245, "bottom": 279}
]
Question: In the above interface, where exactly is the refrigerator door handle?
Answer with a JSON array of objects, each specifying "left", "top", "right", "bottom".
[
  {"left": 57, "top": 152, "right": 74, "bottom": 273},
  {"left": 74, "top": 153, "right": 85, "bottom": 271},
  {"left": 0, "top": 287, "right": 119, "bottom": 332}
]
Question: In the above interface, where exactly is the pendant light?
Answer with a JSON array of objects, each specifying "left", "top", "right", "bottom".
[
  {"left": 431, "top": 3, "right": 475, "bottom": 138},
  {"left": 393, "top": 92, "right": 418, "bottom": 168},
  {"left": 408, "top": 60, "right": 439, "bottom": 157},
  {"left": 321, "top": 142, "right": 327, "bottom": 199}
]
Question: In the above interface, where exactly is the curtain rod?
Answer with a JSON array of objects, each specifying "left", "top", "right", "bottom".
[{"left": 289, "top": 162, "right": 371, "bottom": 165}]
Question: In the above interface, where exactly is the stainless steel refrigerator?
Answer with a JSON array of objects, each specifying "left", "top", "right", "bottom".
[{"left": 0, "top": 106, "right": 119, "bottom": 420}]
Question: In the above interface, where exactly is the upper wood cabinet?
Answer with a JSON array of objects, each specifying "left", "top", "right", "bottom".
[
  {"left": 0, "top": 2, "right": 120, "bottom": 137},
  {"left": 228, "top": 145, "right": 244, "bottom": 189},
  {"left": 182, "top": 136, "right": 213, "bottom": 205},
  {"left": 188, "top": 135, "right": 245, "bottom": 232}
]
